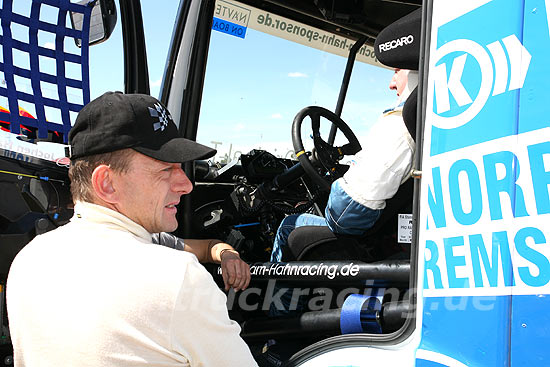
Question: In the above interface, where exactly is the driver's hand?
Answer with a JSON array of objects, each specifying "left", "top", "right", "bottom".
[{"left": 220, "top": 250, "right": 251, "bottom": 291}]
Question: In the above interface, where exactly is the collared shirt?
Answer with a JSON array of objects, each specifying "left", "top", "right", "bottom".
[{"left": 7, "top": 201, "right": 257, "bottom": 367}]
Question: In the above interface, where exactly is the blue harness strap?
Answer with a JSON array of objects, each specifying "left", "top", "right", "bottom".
[{"left": 0, "top": 0, "right": 92, "bottom": 142}]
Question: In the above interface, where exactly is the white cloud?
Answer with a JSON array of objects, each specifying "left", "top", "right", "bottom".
[
  {"left": 151, "top": 77, "right": 162, "bottom": 87},
  {"left": 234, "top": 123, "right": 245, "bottom": 131},
  {"left": 44, "top": 42, "right": 55, "bottom": 50},
  {"left": 288, "top": 72, "right": 308, "bottom": 78},
  {"left": 271, "top": 113, "right": 282, "bottom": 119}
]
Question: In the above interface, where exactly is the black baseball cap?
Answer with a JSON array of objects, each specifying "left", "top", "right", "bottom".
[{"left": 67, "top": 91, "right": 216, "bottom": 163}]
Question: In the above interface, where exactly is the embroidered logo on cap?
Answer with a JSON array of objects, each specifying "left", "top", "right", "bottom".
[{"left": 148, "top": 103, "right": 171, "bottom": 132}]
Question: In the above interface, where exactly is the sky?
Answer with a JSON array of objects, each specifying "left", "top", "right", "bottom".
[
  {"left": 86, "top": 0, "right": 397, "bottom": 161},
  {"left": 2, "top": 0, "right": 397, "bottom": 161},
  {"left": 88, "top": 1, "right": 182, "bottom": 99},
  {"left": 196, "top": 26, "right": 396, "bottom": 160}
]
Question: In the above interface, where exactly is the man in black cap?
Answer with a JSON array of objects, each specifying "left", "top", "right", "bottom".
[{"left": 7, "top": 92, "right": 257, "bottom": 366}]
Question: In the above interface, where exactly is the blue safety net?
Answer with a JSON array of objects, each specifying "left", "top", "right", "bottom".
[{"left": 0, "top": 0, "right": 92, "bottom": 142}]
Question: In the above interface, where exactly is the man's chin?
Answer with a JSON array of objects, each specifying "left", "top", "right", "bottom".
[
  {"left": 162, "top": 219, "right": 179, "bottom": 233},
  {"left": 148, "top": 220, "right": 179, "bottom": 234}
]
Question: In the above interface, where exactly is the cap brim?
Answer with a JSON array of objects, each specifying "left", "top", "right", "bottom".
[{"left": 133, "top": 138, "right": 216, "bottom": 163}]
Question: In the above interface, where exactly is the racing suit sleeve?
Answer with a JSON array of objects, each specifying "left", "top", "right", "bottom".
[{"left": 170, "top": 257, "right": 258, "bottom": 367}]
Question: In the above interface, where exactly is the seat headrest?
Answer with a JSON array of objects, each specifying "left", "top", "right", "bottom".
[
  {"left": 374, "top": 8, "right": 422, "bottom": 70},
  {"left": 402, "top": 86, "right": 418, "bottom": 140}
]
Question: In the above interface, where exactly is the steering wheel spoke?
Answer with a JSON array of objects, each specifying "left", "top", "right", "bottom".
[
  {"left": 314, "top": 140, "right": 342, "bottom": 168},
  {"left": 339, "top": 142, "right": 361, "bottom": 156},
  {"left": 292, "top": 106, "right": 362, "bottom": 192},
  {"left": 311, "top": 114, "right": 321, "bottom": 136}
]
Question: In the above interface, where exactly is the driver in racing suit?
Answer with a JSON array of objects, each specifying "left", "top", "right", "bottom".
[{"left": 271, "top": 69, "right": 418, "bottom": 264}]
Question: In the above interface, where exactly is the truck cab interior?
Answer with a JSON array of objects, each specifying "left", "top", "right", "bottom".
[{"left": 0, "top": 0, "right": 425, "bottom": 365}]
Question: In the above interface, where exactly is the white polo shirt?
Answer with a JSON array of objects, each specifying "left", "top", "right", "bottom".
[{"left": 7, "top": 201, "right": 257, "bottom": 367}]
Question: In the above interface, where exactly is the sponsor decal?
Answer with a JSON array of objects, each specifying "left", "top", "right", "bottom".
[
  {"left": 212, "top": 0, "right": 383, "bottom": 67},
  {"left": 378, "top": 34, "right": 414, "bottom": 52},
  {"left": 218, "top": 262, "right": 361, "bottom": 280},
  {"left": 398, "top": 213, "right": 413, "bottom": 244},
  {"left": 432, "top": 35, "right": 531, "bottom": 130},
  {"left": 422, "top": 0, "right": 550, "bottom": 297},
  {"left": 212, "top": 0, "right": 250, "bottom": 39},
  {"left": 424, "top": 129, "right": 550, "bottom": 296}
]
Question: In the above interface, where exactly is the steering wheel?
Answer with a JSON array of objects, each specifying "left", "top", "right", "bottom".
[{"left": 292, "top": 106, "right": 362, "bottom": 192}]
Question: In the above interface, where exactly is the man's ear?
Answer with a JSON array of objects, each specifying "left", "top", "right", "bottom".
[{"left": 91, "top": 165, "right": 118, "bottom": 204}]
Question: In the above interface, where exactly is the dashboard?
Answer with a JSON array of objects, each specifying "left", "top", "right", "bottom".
[{"left": 192, "top": 149, "right": 326, "bottom": 262}]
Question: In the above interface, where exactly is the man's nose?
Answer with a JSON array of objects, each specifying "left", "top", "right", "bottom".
[{"left": 173, "top": 167, "right": 193, "bottom": 195}]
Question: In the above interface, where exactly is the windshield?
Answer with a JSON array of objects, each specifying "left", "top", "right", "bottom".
[{"left": 197, "top": 0, "right": 398, "bottom": 164}]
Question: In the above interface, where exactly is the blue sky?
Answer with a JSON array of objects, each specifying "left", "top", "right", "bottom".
[
  {"left": 3, "top": 0, "right": 397, "bottom": 159},
  {"left": 88, "top": 1, "right": 397, "bottom": 159},
  {"left": 88, "top": 1, "right": 181, "bottom": 99},
  {"left": 196, "top": 26, "right": 396, "bottom": 159}
]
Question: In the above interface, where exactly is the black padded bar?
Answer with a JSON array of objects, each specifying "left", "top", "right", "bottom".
[
  {"left": 240, "top": 300, "right": 410, "bottom": 341},
  {"left": 241, "top": 308, "right": 342, "bottom": 341},
  {"left": 380, "top": 300, "right": 410, "bottom": 333},
  {"left": 328, "top": 36, "right": 368, "bottom": 145}
]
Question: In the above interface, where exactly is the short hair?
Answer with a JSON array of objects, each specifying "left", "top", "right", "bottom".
[{"left": 69, "top": 149, "right": 135, "bottom": 203}]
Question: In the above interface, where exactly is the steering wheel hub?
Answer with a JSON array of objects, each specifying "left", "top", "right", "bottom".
[{"left": 292, "top": 106, "right": 362, "bottom": 191}]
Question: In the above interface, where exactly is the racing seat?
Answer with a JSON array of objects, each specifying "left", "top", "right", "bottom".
[
  {"left": 287, "top": 87, "right": 417, "bottom": 261},
  {"left": 286, "top": 8, "right": 421, "bottom": 262}
]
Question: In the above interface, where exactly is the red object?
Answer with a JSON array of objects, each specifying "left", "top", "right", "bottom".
[{"left": 0, "top": 105, "right": 36, "bottom": 133}]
